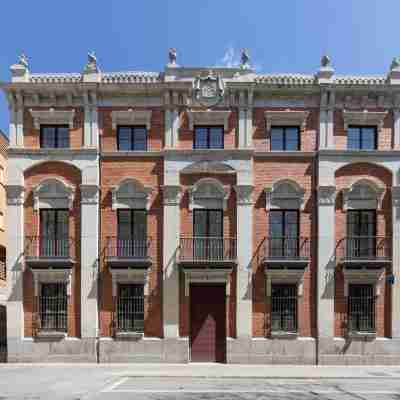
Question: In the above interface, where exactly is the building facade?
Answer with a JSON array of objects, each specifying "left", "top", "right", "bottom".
[
  {"left": 0, "top": 129, "right": 8, "bottom": 299},
  {"left": 1, "top": 51, "right": 400, "bottom": 364}
]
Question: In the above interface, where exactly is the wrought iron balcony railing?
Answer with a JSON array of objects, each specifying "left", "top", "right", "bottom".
[
  {"left": 263, "top": 236, "right": 310, "bottom": 266},
  {"left": 105, "top": 237, "right": 151, "bottom": 267},
  {"left": 179, "top": 236, "right": 237, "bottom": 265},
  {"left": 337, "top": 236, "right": 391, "bottom": 264},
  {"left": 25, "top": 236, "right": 75, "bottom": 266}
]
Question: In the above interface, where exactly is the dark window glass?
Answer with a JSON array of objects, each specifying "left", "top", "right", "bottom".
[
  {"left": 193, "top": 209, "right": 223, "bottom": 260},
  {"left": 40, "top": 210, "right": 69, "bottom": 257},
  {"left": 117, "top": 283, "right": 144, "bottom": 332},
  {"left": 194, "top": 126, "right": 224, "bottom": 149},
  {"left": 346, "top": 210, "right": 376, "bottom": 259},
  {"left": 39, "top": 282, "right": 67, "bottom": 332},
  {"left": 269, "top": 210, "right": 299, "bottom": 257},
  {"left": 117, "top": 210, "right": 147, "bottom": 257},
  {"left": 117, "top": 126, "right": 147, "bottom": 151},
  {"left": 270, "top": 127, "right": 300, "bottom": 151},
  {"left": 347, "top": 126, "right": 377, "bottom": 150},
  {"left": 348, "top": 284, "right": 375, "bottom": 332},
  {"left": 271, "top": 284, "right": 297, "bottom": 332},
  {"left": 40, "top": 125, "right": 69, "bottom": 149}
]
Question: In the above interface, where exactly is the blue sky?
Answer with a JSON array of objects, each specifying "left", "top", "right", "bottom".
[{"left": 0, "top": 0, "right": 398, "bottom": 134}]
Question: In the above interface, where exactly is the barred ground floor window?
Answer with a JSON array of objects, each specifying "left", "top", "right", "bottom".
[
  {"left": 348, "top": 284, "right": 375, "bottom": 333},
  {"left": 271, "top": 284, "right": 298, "bottom": 333},
  {"left": 39, "top": 282, "right": 68, "bottom": 332},
  {"left": 116, "top": 283, "right": 144, "bottom": 333}
]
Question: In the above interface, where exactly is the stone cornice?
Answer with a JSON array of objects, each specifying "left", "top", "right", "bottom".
[
  {"left": 7, "top": 148, "right": 99, "bottom": 156},
  {"left": 101, "top": 151, "right": 163, "bottom": 158},
  {"left": 254, "top": 151, "right": 315, "bottom": 158}
]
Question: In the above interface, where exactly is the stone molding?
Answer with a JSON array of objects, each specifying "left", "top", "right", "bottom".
[
  {"left": 234, "top": 185, "right": 254, "bottom": 205},
  {"left": 265, "top": 179, "right": 305, "bottom": 210},
  {"left": 264, "top": 110, "right": 309, "bottom": 132},
  {"left": 342, "top": 110, "right": 387, "bottom": 131},
  {"left": 33, "top": 178, "right": 75, "bottom": 211},
  {"left": 29, "top": 108, "right": 75, "bottom": 129},
  {"left": 318, "top": 185, "right": 336, "bottom": 206},
  {"left": 188, "top": 178, "right": 230, "bottom": 211},
  {"left": 111, "top": 110, "right": 152, "bottom": 130},
  {"left": 32, "top": 269, "right": 72, "bottom": 296},
  {"left": 111, "top": 179, "right": 152, "bottom": 210},
  {"left": 110, "top": 269, "right": 149, "bottom": 297},
  {"left": 6, "top": 185, "right": 25, "bottom": 205},
  {"left": 342, "top": 268, "right": 384, "bottom": 296},
  {"left": 186, "top": 110, "right": 230, "bottom": 131},
  {"left": 162, "top": 185, "right": 182, "bottom": 206},
  {"left": 342, "top": 179, "right": 385, "bottom": 211},
  {"left": 80, "top": 184, "right": 100, "bottom": 205},
  {"left": 183, "top": 269, "right": 231, "bottom": 296},
  {"left": 265, "top": 269, "right": 305, "bottom": 297}
]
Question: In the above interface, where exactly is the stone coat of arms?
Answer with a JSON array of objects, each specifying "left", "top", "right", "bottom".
[{"left": 193, "top": 70, "right": 225, "bottom": 107}]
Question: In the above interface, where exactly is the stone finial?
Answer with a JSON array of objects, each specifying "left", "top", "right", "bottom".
[
  {"left": 316, "top": 54, "right": 334, "bottom": 84},
  {"left": 18, "top": 53, "right": 29, "bottom": 69},
  {"left": 320, "top": 55, "right": 331, "bottom": 68},
  {"left": 83, "top": 51, "right": 101, "bottom": 82},
  {"left": 390, "top": 57, "right": 400, "bottom": 71},
  {"left": 84, "top": 51, "right": 99, "bottom": 73},
  {"left": 168, "top": 48, "right": 178, "bottom": 66},
  {"left": 388, "top": 57, "right": 400, "bottom": 84},
  {"left": 240, "top": 48, "right": 250, "bottom": 69},
  {"left": 10, "top": 52, "right": 30, "bottom": 82}
]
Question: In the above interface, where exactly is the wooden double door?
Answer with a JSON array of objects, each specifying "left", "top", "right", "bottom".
[{"left": 190, "top": 284, "right": 226, "bottom": 363}]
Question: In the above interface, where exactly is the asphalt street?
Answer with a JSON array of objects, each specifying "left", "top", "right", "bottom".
[{"left": 0, "top": 365, "right": 400, "bottom": 400}]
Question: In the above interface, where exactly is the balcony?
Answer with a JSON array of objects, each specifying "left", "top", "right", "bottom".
[
  {"left": 263, "top": 237, "right": 310, "bottom": 269},
  {"left": 178, "top": 236, "right": 237, "bottom": 268},
  {"left": 105, "top": 237, "right": 152, "bottom": 269},
  {"left": 25, "top": 236, "right": 75, "bottom": 268},
  {"left": 337, "top": 236, "right": 392, "bottom": 268}
]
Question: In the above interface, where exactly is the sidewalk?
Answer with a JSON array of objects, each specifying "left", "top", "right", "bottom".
[{"left": 3, "top": 363, "right": 400, "bottom": 379}]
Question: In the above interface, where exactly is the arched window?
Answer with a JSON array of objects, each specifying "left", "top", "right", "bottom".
[
  {"left": 188, "top": 178, "right": 230, "bottom": 210},
  {"left": 33, "top": 178, "right": 75, "bottom": 211},
  {"left": 265, "top": 179, "right": 305, "bottom": 210},
  {"left": 111, "top": 178, "right": 153, "bottom": 210}
]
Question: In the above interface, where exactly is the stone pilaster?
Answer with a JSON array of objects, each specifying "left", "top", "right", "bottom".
[
  {"left": 162, "top": 185, "right": 182, "bottom": 338},
  {"left": 5, "top": 184, "right": 25, "bottom": 361},
  {"left": 317, "top": 185, "right": 336, "bottom": 338},
  {"left": 80, "top": 184, "right": 100, "bottom": 339},
  {"left": 234, "top": 185, "right": 254, "bottom": 338},
  {"left": 391, "top": 186, "right": 400, "bottom": 338}
]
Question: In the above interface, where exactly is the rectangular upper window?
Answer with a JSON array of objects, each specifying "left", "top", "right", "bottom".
[
  {"left": 194, "top": 126, "right": 224, "bottom": 149},
  {"left": 40, "top": 125, "right": 69, "bottom": 149},
  {"left": 40, "top": 209, "right": 69, "bottom": 257},
  {"left": 117, "top": 126, "right": 147, "bottom": 151},
  {"left": 270, "top": 127, "right": 300, "bottom": 151},
  {"left": 117, "top": 209, "right": 147, "bottom": 258},
  {"left": 347, "top": 126, "right": 377, "bottom": 150}
]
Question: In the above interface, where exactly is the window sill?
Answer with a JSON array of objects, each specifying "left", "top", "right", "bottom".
[
  {"left": 35, "top": 331, "right": 66, "bottom": 341},
  {"left": 114, "top": 331, "right": 144, "bottom": 341},
  {"left": 270, "top": 331, "right": 298, "bottom": 339},
  {"left": 348, "top": 331, "right": 376, "bottom": 340}
]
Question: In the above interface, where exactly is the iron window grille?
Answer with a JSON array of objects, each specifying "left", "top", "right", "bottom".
[
  {"left": 194, "top": 126, "right": 224, "bottom": 149},
  {"left": 117, "top": 126, "right": 147, "bottom": 151},
  {"left": 347, "top": 126, "right": 377, "bottom": 150},
  {"left": 348, "top": 284, "right": 375, "bottom": 333},
  {"left": 271, "top": 284, "right": 298, "bottom": 333},
  {"left": 116, "top": 284, "right": 144, "bottom": 333},
  {"left": 270, "top": 126, "right": 300, "bottom": 151},
  {"left": 38, "top": 283, "right": 68, "bottom": 332},
  {"left": 40, "top": 125, "right": 70, "bottom": 149}
]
